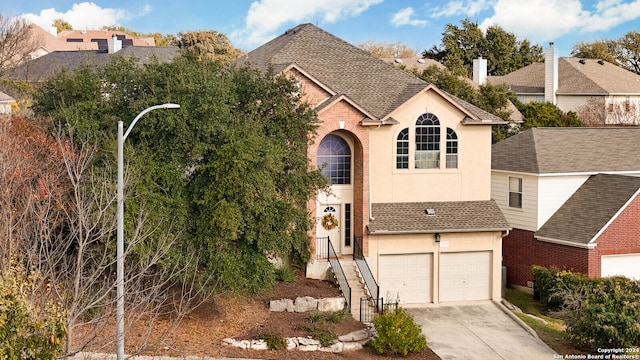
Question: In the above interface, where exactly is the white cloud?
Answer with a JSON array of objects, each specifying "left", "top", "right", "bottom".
[
  {"left": 391, "top": 7, "right": 428, "bottom": 27},
  {"left": 431, "top": 0, "right": 494, "bottom": 18},
  {"left": 232, "top": 0, "right": 382, "bottom": 47},
  {"left": 479, "top": 0, "right": 640, "bottom": 44},
  {"left": 20, "top": 2, "right": 149, "bottom": 30}
]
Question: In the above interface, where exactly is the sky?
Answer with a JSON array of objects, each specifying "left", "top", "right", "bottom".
[{"left": 3, "top": 0, "right": 640, "bottom": 56}]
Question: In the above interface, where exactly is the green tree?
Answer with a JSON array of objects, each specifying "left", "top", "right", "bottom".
[
  {"left": 518, "top": 101, "right": 583, "bottom": 129},
  {"left": 31, "top": 53, "right": 325, "bottom": 294},
  {"left": 52, "top": 19, "right": 72, "bottom": 32},
  {"left": 175, "top": 30, "right": 242, "bottom": 63},
  {"left": 572, "top": 31, "right": 640, "bottom": 75},
  {"left": 424, "top": 18, "right": 543, "bottom": 77}
]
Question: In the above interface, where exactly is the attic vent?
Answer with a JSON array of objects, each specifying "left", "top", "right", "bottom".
[
  {"left": 425, "top": 208, "right": 435, "bottom": 216},
  {"left": 598, "top": 59, "right": 605, "bottom": 65},
  {"left": 394, "top": 58, "right": 403, "bottom": 64},
  {"left": 579, "top": 59, "right": 586, "bottom": 64},
  {"left": 417, "top": 59, "right": 425, "bottom": 64}
]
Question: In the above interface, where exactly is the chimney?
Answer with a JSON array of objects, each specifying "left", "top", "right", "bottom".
[
  {"left": 473, "top": 57, "right": 487, "bottom": 85},
  {"left": 107, "top": 34, "right": 122, "bottom": 53},
  {"left": 49, "top": 26, "right": 58, "bottom": 36},
  {"left": 544, "top": 42, "right": 557, "bottom": 104}
]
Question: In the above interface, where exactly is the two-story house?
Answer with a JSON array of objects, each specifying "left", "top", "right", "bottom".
[
  {"left": 492, "top": 127, "right": 640, "bottom": 290},
  {"left": 239, "top": 23, "right": 510, "bottom": 307},
  {"left": 488, "top": 44, "right": 640, "bottom": 125}
]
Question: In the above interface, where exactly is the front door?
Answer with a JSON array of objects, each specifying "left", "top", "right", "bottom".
[{"left": 317, "top": 205, "right": 341, "bottom": 254}]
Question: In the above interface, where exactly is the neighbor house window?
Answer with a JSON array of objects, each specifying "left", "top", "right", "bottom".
[
  {"left": 446, "top": 128, "right": 458, "bottom": 169},
  {"left": 509, "top": 177, "right": 523, "bottom": 208},
  {"left": 396, "top": 128, "right": 409, "bottom": 169},
  {"left": 317, "top": 134, "right": 351, "bottom": 184},
  {"left": 415, "top": 113, "right": 440, "bottom": 169}
]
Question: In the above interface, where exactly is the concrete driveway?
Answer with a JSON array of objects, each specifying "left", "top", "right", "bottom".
[{"left": 407, "top": 301, "right": 557, "bottom": 360}]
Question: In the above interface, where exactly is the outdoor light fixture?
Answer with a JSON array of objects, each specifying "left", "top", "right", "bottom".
[
  {"left": 435, "top": 232, "right": 441, "bottom": 242},
  {"left": 116, "top": 103, "right": 180, "bottom": 360}
]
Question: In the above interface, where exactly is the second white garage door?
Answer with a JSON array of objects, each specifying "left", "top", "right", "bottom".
[
  {"left": 440, "top": 251, "right": 491, "bottom": 302},
  {"left": 601, "top": 254, "right": 640, "bottom": 280},
  {"left": 379, "top": 253, "right": 432, "bottom": 304}
]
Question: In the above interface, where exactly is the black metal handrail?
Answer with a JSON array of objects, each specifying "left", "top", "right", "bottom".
[
  {"left": 316, "top": 236, "right": 329, "bottom": 259},
  {"left": 353, "top": 236, "right": 379, "bottom": 304},
  {"left": 327, "top": 237, "right": 351, "bottom": 312}
]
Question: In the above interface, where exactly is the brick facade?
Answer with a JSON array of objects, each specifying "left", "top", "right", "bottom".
[
  {"left": 503, "top": 229, "right": 589, "bottom": 287},
  {"left": 504, "top": 194, "right": 640, "bottom": 287},
  {"left": 292, "top": 70, "right": 371, "bottom": 257}
]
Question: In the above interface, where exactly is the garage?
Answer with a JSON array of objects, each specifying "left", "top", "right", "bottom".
[
  {"left": 440, "top": 251, "right": 492, "bottom": 302},
  {"left": 601, "top": 254, "right": 640, "bottom": 280},
  {"left": 379, "top": 253, "right": 432, "bottom": 304}
]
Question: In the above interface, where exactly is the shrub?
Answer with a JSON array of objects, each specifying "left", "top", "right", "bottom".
[
  {"left": 563, "top": 277, "right": 640, "bottom": 349},
  {"left": 275, "top": 266, "right": 295, "bottom": 283},
  {"left": 531, "top": 265, "right": 593, "bottom": 308},
  {"left": 369, "top": 307, "right": 427, "bottom": 356},
  {"left": 0, "top": 262, "right": 66, "bottom": 360},
  {"left": 261, "top": 333, "right": 287, "bottom": 350},
  {"left": 298, "top": 323, "right": 336, "bottom": 347}
]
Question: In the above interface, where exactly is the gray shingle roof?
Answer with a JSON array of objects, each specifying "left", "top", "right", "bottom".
[
  {"left": 237, "top": 23, "right": 504, "bottom": 123},
  {"left": 536, "top": 174, "right": 640, "bottom": 245},
  {"left": 6, "top": 46, "right": 179, "bottom": 82},
  {"left": 488, "top": 58, "right": 640, "bottom": 95},
  {"left": 492, "top": 127, "right": 640, "bottom": 174},
  {"left": 368, "top": 200, "right": 510, "bottom": 234}
]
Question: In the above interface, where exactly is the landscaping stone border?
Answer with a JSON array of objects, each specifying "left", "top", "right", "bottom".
[
  {"left": 222, "top": 328, "right": 370, "bottom": 353},
  {"left": 269, "top": 296, "right": 345, "bottom": 312}
]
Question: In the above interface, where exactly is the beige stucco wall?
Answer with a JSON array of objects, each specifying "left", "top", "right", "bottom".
[
  {"left": 369, "top": 88, "right": 493, "bottom": 203},
  {"left": 368, "top": 231, "right": 503, "bottom": 303}
]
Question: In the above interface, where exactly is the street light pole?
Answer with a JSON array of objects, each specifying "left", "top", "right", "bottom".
[{"left": 116, "top": 103, "right": 180, "bottom": 360}]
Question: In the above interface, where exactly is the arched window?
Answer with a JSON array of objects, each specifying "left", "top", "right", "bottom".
[
  {"left": 415, "top": 113, "right": 440, "bottom": 169},
  {"left": 396, "top": 128, "right": 409, "bottom": 169},
  {"left": 446, "top": 128, "right": 458, "bottom": 169},
  {"left": 317, "top": 134, "right": 351, "bottom": 184}
]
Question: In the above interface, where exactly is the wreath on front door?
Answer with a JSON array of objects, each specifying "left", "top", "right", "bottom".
[{"left": 322, "top": 213, "right": 339, "bottom": 230}]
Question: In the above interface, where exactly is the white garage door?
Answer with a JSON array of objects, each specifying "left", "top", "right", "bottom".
[
  {"left": 440, "top": 251, "right": 492, "bottom": 302},
  {"left": 601, "top": 254, "right": 640, "bottom": 280},
  {"left": 379, "top": 253, "right": 432, "bottom": 304}
]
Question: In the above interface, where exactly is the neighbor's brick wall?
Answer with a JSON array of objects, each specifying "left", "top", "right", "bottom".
[
  {"left": 590, "top": 194, "right": 640, "bottom": 277},
  {"left": 503, "top": 229, "right": 589, "bottom": 287},
  {"left": 290, "top": 69, "right": 332, "bottom": 106}
]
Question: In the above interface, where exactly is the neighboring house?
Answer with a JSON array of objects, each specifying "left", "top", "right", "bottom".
[
  {"left": 491, "top": 127, "right": 640, "bottom": 290},
  {"left": 239, "top": 23, "right": 510, "bottom": 306},
  {"left": 5, "top": 46, "right": 178, "bottom": 83},
  {"left": 25, "top": 24, "right": 155, "bottom": 61},
  {"left": 0, "top": 91, "right": 15, "bottom": 114},
  {"left": 488, "top": 44, "right": 640, "bottom": 125}
]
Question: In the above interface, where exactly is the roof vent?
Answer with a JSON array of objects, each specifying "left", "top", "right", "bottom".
[
  {"left": 394, "top": 58, "right": 403, "bottom": 64},
  {"left": 417, "top": 59, "right": 425, "bottom": 64},
  {"left": 579, "top": 59, "right": 586, "bottom": 64},
  {"left": 425, "top": 208, "right": 435, "bottom": 216},
  {"left": 598, "top": 59, "right": 605, "bottom": 65}
]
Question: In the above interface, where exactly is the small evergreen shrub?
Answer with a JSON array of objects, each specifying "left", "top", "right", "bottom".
[
  {"left": 261, "top": 333, "right": 287, "bottom": 350},
  {"left": 275, "top": 266, "right": 295, "bottom": 283},
  {"left": 369, "top": 307, "right": 427, "bottom": 356}
]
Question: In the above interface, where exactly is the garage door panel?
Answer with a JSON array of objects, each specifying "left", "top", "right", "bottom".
[
  {"left": 602, "top": 254, "right": 640, "bottom": 280},
  {"left": 440, "top": 252, "right": 491, "bottom": 302},
  {"left": 379, "top": 253, "right": 432, "bottom": 304}
]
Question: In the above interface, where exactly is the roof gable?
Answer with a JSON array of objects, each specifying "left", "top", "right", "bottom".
[
  {"left": 492, "top": 127, "right": 640, "bottom": 174},
  {"left": 488, "top": 57, "right": 640, "bottom": 95},
  {"left": 238, "top": 23, "right": 503, "bottom": 123},
  {"left": 535, "top": 174, "right": 640, "bottom": 246}
]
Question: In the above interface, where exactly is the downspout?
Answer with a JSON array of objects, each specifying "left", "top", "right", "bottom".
[{"left": 369, "top": 119, "right": 383, "bottom": 220}]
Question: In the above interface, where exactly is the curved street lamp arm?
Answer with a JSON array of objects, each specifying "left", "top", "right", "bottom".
[{"left": 123, "top": 103, "right": 180, "bottom": 141}]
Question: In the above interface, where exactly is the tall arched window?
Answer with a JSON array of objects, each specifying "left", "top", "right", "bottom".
[
  {"left": 415, "top": 113, "right": 440, "bottom": 169},
  {"left": 446, "top": 127, "right": 458, "bottom": 169},
  {"left": 317, "top": 134, "right": 351, "bottom": 184},
  {"left": 396, "top": 128, "right": 409, "bottom": 169}
]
